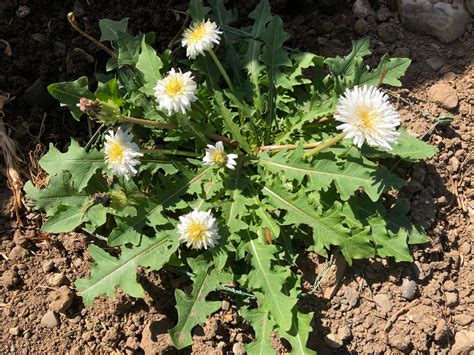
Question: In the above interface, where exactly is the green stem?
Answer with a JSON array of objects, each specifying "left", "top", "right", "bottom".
[
  {"left": 122, "top": 115, "right": 177, "bottom": 130},
  {"left": 208, "top": 48, "right": 234, "bottom": 91},
  {"left": 141, "top": 148, "right": 199, "bottom": 158},
  {"left": 302, "top": 132, "right": 347, "bottom": 159}
]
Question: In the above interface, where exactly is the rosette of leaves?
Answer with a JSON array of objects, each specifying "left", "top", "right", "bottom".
[{"left": 25, "top": 0, "right": 437, "bottom": 351}]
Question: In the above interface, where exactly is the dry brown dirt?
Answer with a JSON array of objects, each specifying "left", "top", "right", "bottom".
[{"left": 0, "top": 0, "right": 473, "bottom": 354}]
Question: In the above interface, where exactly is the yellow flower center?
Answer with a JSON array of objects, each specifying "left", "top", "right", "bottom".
[
  {"left": 357, "top": 105, "right": 376, "bottom": 131},
  {"left": 212, "top": 151, "right": 227, "bottom": 165},
  {"left": 165, "top": 76, "right": 185, "bottom": 97},
  {"left": 187, "top": 222, "right": 207, "bottom": 242},
  {"left": 108, "top": 142, "right": 124, "bottom": 163},
  {"left": 188, "top": 23, "right": 208, "bottom": 43}
]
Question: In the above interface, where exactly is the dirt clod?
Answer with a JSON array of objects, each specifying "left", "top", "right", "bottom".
[
  {"left": 40, "top": 311, "right": 59, "bottom": 328},
  {"left": 374, "top": 293, "right": 392, "bottom": 315},
  {"left": 46, "top": 272, "right": 67, "bottom": 287},
  {"left": 47, "top": 286, "right": 74, "bottom": 313},
  {"left": 445, "top": 292, "right": 459, "bottom": 307},
  {"left": 42, "top": 260, "right": 55, "bottom": 273},
  {"left": 428, "top": 83, "right": 459, "bottom": 110},
  {"left": 1, "top": 269, "right": 20, "bottom": 289},
  {"left": 401, "top": 278, "right": 417, "bottom": 300},
  {"left": 8, "top": 246, "right": 29, "bottom": 261}
]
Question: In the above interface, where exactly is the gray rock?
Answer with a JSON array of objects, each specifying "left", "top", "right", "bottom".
[
  {"left": 428, "top": 83, "right": 459, "bottom": 110},
  {"left": 354, "top": 18, "right": 369, "bottom": 35},
  {"left": 47, "top": 273, "right": 67, "bottom": 287},
  {"left": 376, "top": 6, "right": 392, "bottom": 22},
  {"left": 401, "top": 279, "right": 417, "bottom": 300},
  {"left": 453, "top": 314, "right": 473, "bottom": 326},
  {"left": 393, "top": 47, "right": 410, "bottom": 58},
  {"left": 353, "top": 0, "right": 375, "bottom": 18},
  {"left": 47, "top": 286, "right": 74, "bottom": 313},
  {"left": 398, "top": 0, "right": 471, "bottom": 43},
  {"left": 42, "top": 260, "right": 55, "bottom": 273},
  {"left": 446, "top": 292, "right": 459, "bottom": 307},
  {"left": 41, "top": 311, "right": 59, "bottom": 328},
  {"left": 378, "top": 22, "right": 399, "bottom": 43},
  {"left": 232, "top": 342, "right": 245, "bottom": 354},
  {"left": 426, "top": 56, "right": 445, "bottom": 71},
  {"left": 8, "top": 246, "right": 29, "bottom": 261},
  {"left": 324, "top": 333, "right": 343, "bottom": 349},
  {"left": 452, "top": 330, "right": 474, "bottom": 354},
  {"left": 374, "top": 293, "right": 392, "bottom": 315},
  {"left": 466, "top": 0, "right": 474, "bottom": 15},
  {"left": 337, "top": 326, "right": 352, "bottom": 342}
]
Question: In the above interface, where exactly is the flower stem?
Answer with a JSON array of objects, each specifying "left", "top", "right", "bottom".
[
  {"left": 67, "top": 12, "right": 117, "bottom": 58},
  {"left": 141, "top": 148, "right": 199, "bottom": 157},
  {"left": 121, "top": 115, "right": 177, "bottom": 129},
  {"left": 302, "top": 132, "right": 347, "bottom": 159},
  {"left": 256, "top": 142, "right": 321, "bottom": 152},
  {"left": 208, "top": 48, "right": 234, "bottom": 91}
]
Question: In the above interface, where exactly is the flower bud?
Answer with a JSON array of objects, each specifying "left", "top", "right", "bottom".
[{"left": 77, "top": 97, "right": 121, "bottom": 123}]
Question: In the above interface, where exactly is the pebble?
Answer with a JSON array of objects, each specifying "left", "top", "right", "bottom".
[
  {"left": 342, "top": 286, "right": 360, "bottom": 309},
  {"left": 232, "top": 342, "right": 245, "bottom": 354},
  {"left": 221, "top": 300, "right": 230, "bottom": 311},
  {"left": 354, "top": 18, "right": 369, "bottom": 35},
  {"left": 42, "top": 260, "right": 55, "bottom": 273},
  {"left": 426, "top": 56, "right": 444, "bottom": 71},
  {"left": 8, "top": 246, "right": 29, "bottom": 261},
  {"left": 460, "top": 241, "right": 471, "bottom": 256},
  {"left": 376, "top": 6, "right": 392, "bottom": 22},
  {"left": 337, "top": 326, "right": 352, "bottom": 342},
  {"left": 41, "top": 311, "right": 60, "bottom": 328},
  {"left": 434, "top": 319, "right": 448, "bottom": 341},
  {"left": 453, "top": 314, "right": 473, "bottom": 326},
  {"left": 1, "top": 269, "right": 20, "bottom": 289},
  {"left": 324, "top": 333, "right": 343, "bottom": 349},
  {"left": 352, "top": 0, "right": 374, "bottom": 18},
  {"left": 445, "top": 292, "right": 459, "bottom": 307},
  {"left": 47, "top": 272, "right": 67, "bottom": 287},
  {"left": 401, "top": 279, "right": 417, "bottom": 300},
  {"left": 449, "top": 156, "right": 460, "bottom": 172},
  {"left": 389, "top": 334, "right": 411, "bottom": 351},
  {"left": 428, "top": 83, "right": 459, "bottom": 110},
  {"left": 452, "top": 330, "right": 474, "bottom": 354},
  {"left": 374, "top": 293, "right": 392, "bottom": 315},
  {"left": 47, "top": 286, "right": 75, "bottom": 313},
  {"left": 443, "top": 280, "right": 456, "bottom": 292},
  {"left": 9, "top": 326, "right": 20, "bottom": 336}
]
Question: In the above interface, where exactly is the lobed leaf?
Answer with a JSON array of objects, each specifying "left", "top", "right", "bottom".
[
  {"left": 47, "top": 76, "right": 94, "bottom": 120},
  {"left": 99, "top": 18, "right": 129, "bottom": 42}
]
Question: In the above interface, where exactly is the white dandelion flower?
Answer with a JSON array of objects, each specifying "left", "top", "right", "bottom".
[
  {"left": 154, "top": 68, "right": 197, "bottom": 114},
  {"left": 181, "top": 19, "right": 222, "bottom": 59},
  {"left": 177, "top": 209, "right": 220, "bottom": 250},
  {"left": 335, "top": 85, "right": 400, "bottom": 151},
  {"left": 203, "top": 141, "right": 238, "bottom": 170},
  {"left": 104, "top": 127, "right": 143, "bottom": 179}
]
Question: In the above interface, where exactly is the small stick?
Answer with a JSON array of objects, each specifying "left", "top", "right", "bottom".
[{"left": 384, "top": 299, "right": 421, "bottom": 332}]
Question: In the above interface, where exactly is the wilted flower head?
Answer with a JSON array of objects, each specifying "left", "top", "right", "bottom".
[
  {"left": 181, "top": 19, "right": 222, "bottom": 59},
  {"left": 77, "top": 98, "right": 101, "bottom": 118},
  {"left": 177, "top": 209, "right": 220, "bottom": 249},
  {"left": 104, "top": 127, "right": 143, "bottom": 179},
  {"left": 335, "top": 85, "right": 400, "bottom": 151},
  {"left": 154, "top": 69, "right": 197, "bottom": 114},
  {"left": 203, "top": 141, "right": 238, "bottom": 170}
]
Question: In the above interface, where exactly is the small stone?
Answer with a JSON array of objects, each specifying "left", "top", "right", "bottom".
[
  {"left": 352, "top": 0, "right": 374, "bottom": 18},
  {"left": 217, "top": 341, "right": 226, "bottom": 350},
  {"left": 354, "top": 18, "right": 369, "bottom": 35},
  {"left": 41, "top": 311, "right": 59, "bottom": 328},
  {"left": 8, "top": 246, "right": 29, "bottom": 261},
  {"left": 376, "top": 6, "right": 392, "bottom": 22},
  {"left": 435, "top": 319, "right": 448, "bottom": 341},
  {"left": 449, "top": 156, "right": 460, "bottom": 172},
  {"left": 374, "top": 293, "right": 392, "bottom": 315},
  {"left": 401, "top": 279, "right": 417, "bottom": 300},
  {"left": 453, "top": 314, "right": 473, "bottom": 326},
  {"left": 389, "top": 334, "right": 411, "bottom": 351},
  {"left": 13, "top": 229, "right": 28, "bottom": 246},
  {"left": 47, "top": 286, "right": 74, "bottom": 313},
  {"left": 337, "top": 326, "right": 352, "bottom": 342},
  {"left": 221, "top": 300, "right": 230, "bottom": 311},
  {"left": 428, "top": 83, "right": 459, "bottom": 110},
  {"left": 342, "top": 286, "right": 360, "bottom": 309},
  {"left": 426, "top": 56, "right": 444, "bottom": 71},
  {"left": 443, "top": 280, "right": 456, "bottom": 292},
  {"left": 324, "top": 333, "right": 343, "bottom": 349},
  {"left": 47, "top": 272, "right": 67, "bottom": 287},
  {"left": 445, "top": 292, "right": 458, "bottom": 307},
  {"left": 460, "top": 241, "right": 471, "bottom": 256},
  {"left": 232, "top": 342, "right": 245, "bottom": 354},
  {"left": 393, "top": 47, "right": 410, "bottom": 58},
  {"left": 42, "top": 260, "right": 55, "bottom": 273},
  {"left": 452, "top": 330, "right": 474, "bottom": 354},
  {"left": 9, "top": 326, "right": 20, "bottom": 336},
  {"left": 1, "top": 269, "right": 20, "bottom": 289}
]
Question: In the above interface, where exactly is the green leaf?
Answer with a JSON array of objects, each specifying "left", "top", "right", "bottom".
[
  {"left": 39, "top": 140, "right": 105, "bottom": 191},
  {"left": 241, "top": 308, "right": 276, "bottom": 354},
  {"left": 47, "top": 76, "right": 94, "bottom": 120},
  {"left": 369, "top": 215, "right": 412, "bottom": 262},
  {"left": 213, "top": 91, "right": 252, "bottom": 153},
  {"left": 41, "top": 204, "right": 84, "bottom": 233},
  {"left": 325, "top": 37, "right": 370, "bottom": 77},
  {"left": 188, "top": 0, "right": 210, "bottom": 20},
  {"left": 95, "top": 78, "right": 125, "bottom": 107},
  {"left": 117, "top": 32, "right": 142, "bottom": 67},
  {"left": 99, "top": 18, "right": 129, "bottom": 42},
  {"left": 136, "top": 37, "right": 163, "bottom": 96},
  {"left": 169, "top": 258, "right": 230, "bottom": 349},
  {"left": 340, "top": 229, "right": 375, "bottom": 264},
  {"left": 245, "top": 231, "right": 297, "bottom": 331},
  {"left": 259, "top": 148, "right": 404, "bottom": 202},
  {"left": 76, "top": 234, "right": 178, "bottom": 306},
  {"left": 359, "top": 54, "right": 411, "bottom": 87},
  {"left": 283, "top": 311, "right": 314, "bottom": 355}
]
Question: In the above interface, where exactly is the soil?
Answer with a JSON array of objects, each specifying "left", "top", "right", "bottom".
[{"left": 1, "top": 0, "right": 473, "bottom": 354}]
